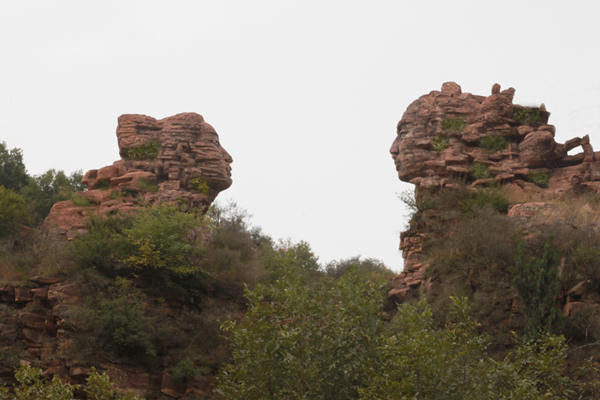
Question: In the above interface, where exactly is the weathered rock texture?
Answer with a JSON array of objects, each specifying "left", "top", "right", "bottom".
[
  {"left": 389, "top": 82, "right": 600, "bottom": 293},
  {"left": 390, "top": 82, "right": 599, "bottom": 195},
  {"left": 45, "top": 113, "right": 232, "bottom": 237}
]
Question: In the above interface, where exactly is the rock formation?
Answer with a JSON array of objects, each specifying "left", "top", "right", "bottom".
[
  {"left": 389, "top": 82, "right": 600, "bottom": 301},
  {"left": 390, "top": 82, "right": 599, "bottom": 196},
  {"left": 44, "top": 113, "right": 232, "bottom": 238}
]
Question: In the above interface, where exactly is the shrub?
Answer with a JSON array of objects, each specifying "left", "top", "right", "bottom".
[
  {"left": 0, "top": 364, "right": 145, "bottom": 400},
  {"left": 73, "top": 213, "right": 132, "bottom": 277},
  {"left": 96, "top": 293, "right": 156, "bottom": 358},
  {"left": 513, "top": 237, "right": 564, "bottom": 339},
  {"left": 441, "top": 117, "right": 468, "bottom": 131},
  {"left": 96, "top": 179, "right": 110, "bottom": 190},
  {"left": 470, "top": 162, "right": 493, "bottom": 179},
  {"left": 513, "top": 107, "right": 542, "bottom": 124},
  {"left": 137, "top": 178, "right": 158, "bottom": 193},
  {"left": 217, "top": 269, "right": 386, "bottom": 400},
  {"left": 0, "top": 186, "right": 30, "bottom": 240},
  {"left": 479, "top": 134, "right": 507, "bottom": 153},
  {"left": 189, "top": 176, "right": 210, "bottom": 194},
  {"left": 171, "top": 359, "right": 203, "bottom": 379},
  {"left": 528, "top": 170, "right": 550, "bottom": 188},
  {"left": 432, "top": 134, "right": 449, "bottom": 152},
  {"left": 460, "top": 188, "right": 509, "bottom": 214},
  {"left": 71, "top": 194, "right": 91, "bottom": 207},
  {"left": 123, "top": 140, "right": 160, "bottom": 160},
  {"left": 325, "top": 256, "right": 393, "bottom": 280},
  {"left": 571, "top": 246, "right": 600, "bottom": 292}
]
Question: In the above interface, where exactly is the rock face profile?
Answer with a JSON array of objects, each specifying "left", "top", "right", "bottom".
[
  {"left": 389, "top": 82, "right": 600, "bottom": 298},
  {"left": 45, "top": 113, "right": 232, "bottom": 237},
  {"left": 390, "top": 82, "right": 599, "bottom": 196}
]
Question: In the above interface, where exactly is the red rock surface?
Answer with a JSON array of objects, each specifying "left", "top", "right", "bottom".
[
  {"left": 389, "top": 82, "right": 600, "bottom": 298},
  {"left": 390, "top": 82, "right": 600, "bottom": 195},
  {"left": 45, "top": 113, "right": 232, "bottom": 238}
]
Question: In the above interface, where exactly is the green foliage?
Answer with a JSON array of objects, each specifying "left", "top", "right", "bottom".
[
  {"left": 201, "top": 201, "right": 270, "bottom": 301},
  {"left": 96, "top": 291, "right": 157, "bottom": 358},
  {"left": 96, "top": 179, "right": 110, "bottom": 190},
  {"left": 260, "top": 239, "right": 321, "bottom": 282},
  {"left": 571, "top": 246, "right": 600, "bottom": 292},
  {"left": 71, "top": 193, "right": 91, "bottom": 207},
  {"left": 120, "top": 205, "right": 208, "bottom": 292},
  {"left": 513, "top": 107, "right": 542, "bottom": 124},
  {"left": 470, "top": 162, "right": 493, "bottom": 180},
  {"left": 73, "top": 213, "right": 133, "bottom": 277},
  {"left": 170, "top": 358, "right": 202, "bottom": 379},
  {"left": 459, "top": 188, "right": 509, "bottom": 214},
  {"left": 217, "top": 268, "right": 385, "bottom": 400},
  {"left": 325, "top": 256, "right": 393, "bottom": 281},
  {"left": 137, "top": 178, "right": 158, "bottom": 193},
  {"left": 0, "top": 186, "right": 30, "bottom": 240},
  {"left": 123, "top": 140, "right": 160, "bottom": 160},
  {"left": 20, "top": 169, "right": 84, "bottom": 225},
  {"left": 479, "top": 134, "right": 507, "bottom": 153},
  {"left": 0, "top": 364, "right": 144, "bottom": 400},
  {"left": 189, "top": 175, "right": 210, "bottom": 194},
  {"left": 74, "top": 205, "right": 209, "bottom": 300},
  {"left": 0, "top": 141, "right": 29, "bottom": 192},
  {"left": 432, "top": 134, "right": 449, "bottom": 152},
  {"left": 441, "top": 117, "right": 468, "bottom": 131},
  {"left": 528, "top": 170, "right": 550, "bottom": 188},
  {"left": 513, "top": 237, "right": 564, "bottom": 339}
]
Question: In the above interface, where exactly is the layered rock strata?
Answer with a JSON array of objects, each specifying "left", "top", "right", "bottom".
[
  {"left": 45, "top": 113, "right": 232, "bottom": 237},
  {"left": 390, "top": 82, "right": 599, "bottom": 195},
  {"left": 389, "top": 82, "right": 600, "bottom": 296}
]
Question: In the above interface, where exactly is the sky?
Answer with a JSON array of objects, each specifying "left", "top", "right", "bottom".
[{"left": 1, "top": 1, "right": 599, "bottom": 271}]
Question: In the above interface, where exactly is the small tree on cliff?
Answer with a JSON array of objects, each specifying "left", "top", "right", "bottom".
[{"left": 512, "top": 237, "right": 564, "bottom": 339}]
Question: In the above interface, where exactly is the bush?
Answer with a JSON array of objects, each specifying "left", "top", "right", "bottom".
[
  {"left": 441, "top": 117, "right": 468, "bottom": 131},
  {"left": 528, "top": 170, "right": 550, "bottom": 188},
  {"left": 432, "top": 134, "right": 449, "bottom": 152},
  {"left": 123, "top": 140, "right": 160, "bottom": 160},
  {"left": 325, "top": 256, "right": 393, "bottom": 280},
  {"left": 479, "top": 134, "right": 507, "bottom": 153},
  {"left": 513, "top": 107, "right": 542, "bottom": 124},
  {"left": 571, "top": 246, "right": 600, "bottom": 292},
  {"left": 470, "top": 162, "right": 493, "bottom": 180},
  {"left": 96, "top": 292, "right": 156, "bottom": 358},
  {"left": 513, "top": 237, "right": 564, "bottom": 339},
  {"left": 0, "top": 186, "right": 30, "bottom": 240},
  {"left": 190, "top": 176, "right": 210, "bottom": 194},
  {"left": 73, "top": 213, "right": 132, "bottom": 277},
  {"left": 460, "top": 188, "right": 509, "bottom": 214},
  {"left": 0, "top": 364, "right": 145, "bottom": 400},
  {"left": 217, "top": 268, "right": 386, "bottom": 400},
  {"left": 119, "top": 204, "right": 209, "bottom": 296}
]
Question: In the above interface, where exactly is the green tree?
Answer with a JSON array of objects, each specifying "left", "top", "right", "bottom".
[
  {"left": 0, "top": 186, "right": 30, "bottom": 240},
  {"left": 0, "top": 141, "right": 29, "bottom": 192},
  {"left": 513, "top": 237, "right": 564, "bottom": 339},
  {"left": 20, "top": 168, "right": 84, "bottom": 225},
  {"left": 217, "top": 266, "right": 386, "bottom": 399},
  {"left": 0, "top": 364, "right": 144, "bottom": 399}
]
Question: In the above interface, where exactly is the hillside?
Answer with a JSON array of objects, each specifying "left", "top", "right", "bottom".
[{"left": 1, "top": 84, "right": 600, "bottom": 398}]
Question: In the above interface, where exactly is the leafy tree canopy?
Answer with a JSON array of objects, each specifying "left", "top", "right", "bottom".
[{"left": 0, "top": 141, "right": 28, "bottom": 192}]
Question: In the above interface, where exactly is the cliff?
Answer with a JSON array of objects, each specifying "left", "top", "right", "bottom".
[{"left": 389, "top": 82, "right": 600, "bottom": 368}]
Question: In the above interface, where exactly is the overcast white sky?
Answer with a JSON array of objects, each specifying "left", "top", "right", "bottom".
[{"left": 1, "top": 1, "right": 599, "bottom": 271}]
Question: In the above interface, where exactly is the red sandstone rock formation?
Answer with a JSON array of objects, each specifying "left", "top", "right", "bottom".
[
  {"left": 45, "top": 113, "right": 232, "bottom": 238},
  {"left": 390, "top": 82, "right": 599, "bottom": 195},
  {"left": 389, "top": 82, "right": 600, "bottom": 296}
]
